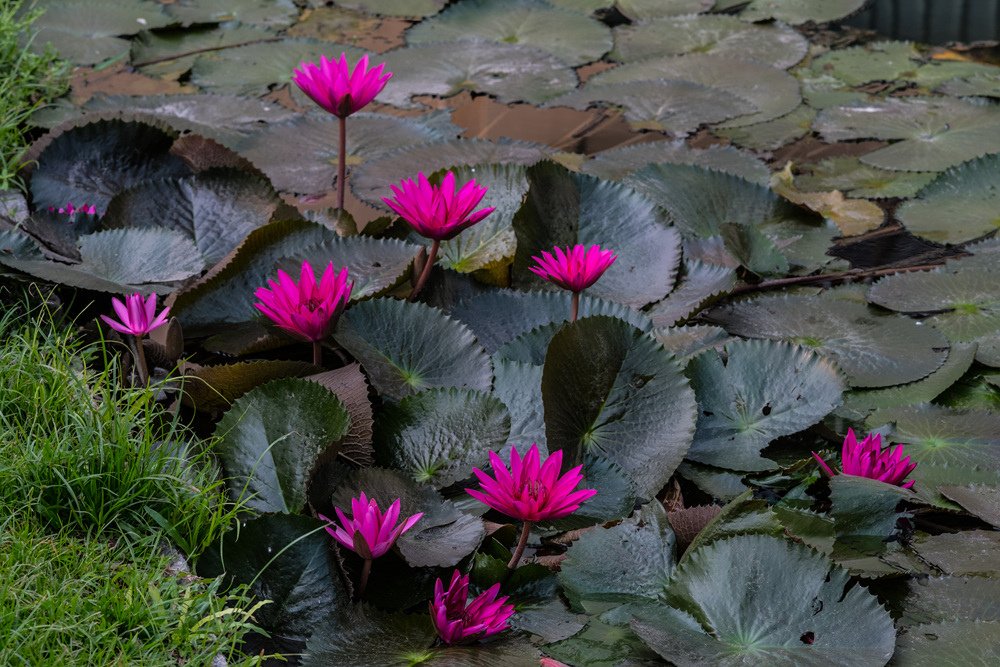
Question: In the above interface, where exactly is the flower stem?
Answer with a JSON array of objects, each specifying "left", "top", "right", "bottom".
[
  {"left": 507, "top": 521, "right": 533, "bottom": 570},
  {"left": 571, "top": 291, "right": 580, "bottom": 322},
  {"left": 133, "top": 334, "right": 149, "bottom": 386},
  {"left": 408, "top": 239, "right": 440, "bottom": 301},
  {"left": 358, "top": 558, "right": 372, "bottom": 597},
  {"left": 312, "top": 340, "right": 323, "bottom": 367},
  {"left": 337, "top": 115, "right": 347, "bottom": 212}
]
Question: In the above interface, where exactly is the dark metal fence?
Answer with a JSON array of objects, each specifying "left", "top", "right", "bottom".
[{"left": 844, "top": 0, "right": 1000, "bottom": 43}]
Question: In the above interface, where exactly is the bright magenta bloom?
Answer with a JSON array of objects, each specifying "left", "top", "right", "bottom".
[
  {"left": 430, "top": 570, "right": 515, "bottom": 645},
  {"left": 49, "top": 202, "right": 97, "bottom": 215},
  {"left": 292, "top": 52, "right": 391, "bottom": 117},
  {"left": 529, "top": 244, "right": 617, "bottom": 293},
  {"left": 318, "top": 493, "right": 422, "bottom": 560},
  {"left": 382, "top": 172, "right": 495, "bottom": 241},
  {"left": 100, "top": 293, "right": 169, "bottom": 337},
  {"left": 254, "top": 260, "right": 352, "bottom": 343},
  {"left": 812, "top": 428, "right": 917, "bottom": 489},
  {"left": 467, "top": 444, "right": 597, "bottom": 522}
]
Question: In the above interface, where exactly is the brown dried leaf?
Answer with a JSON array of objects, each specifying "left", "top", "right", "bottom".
[
  {"left": 667, "top": 504, "right": 723, "bottom": 554},
  {"left": 772, "top": 163, "right": 884, "bottom": 236},
  {"left": 307, "top": 363, "right": 375, "bottom": 466}
]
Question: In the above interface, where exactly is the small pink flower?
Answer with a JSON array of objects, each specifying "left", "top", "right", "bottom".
[
  {"left": 529, "top": 244, "right": 617, "bottom": 293},
  {"left": 293, "top": 52, "right": 391, "bottom": 117},
  {"left": 382, "top": 172, "right": 495, "bottom": 241},
  {"left": 100, "top": 293, "right": 169, "bottom": 337},
  {"left": 812, "top": 428, "right": 917, "bottom": 489},
  {"left": 467, "top": 444, "right": 597, "bottom": 522},
  {"left": 318, "top": 493, "right": 422, "bottom": 559},
  {"left": 49, "top": 202, "right": 97, "bottom": 215},
  {"left": 430, "top": 570, "right": 515, "bottom": 645},
  {"left": 254, "top": 260, "right": 353, "bottom": 343}
]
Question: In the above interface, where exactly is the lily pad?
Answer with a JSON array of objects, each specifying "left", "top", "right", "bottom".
[
  {"left": 27, "top": 0, "right": 171, "bottom": 63},
  {"left": 77, "top": 228, "right": 205, "bottom": 284},
  {"left": 335, "top": 0, "right": 447, "bottom": 17},
  {"left": 707, "top": 295, "right": 949, "bottom": 387},
  {"left": 939, "top": 485, "right": 1000, "bottom": 528},
  {"left": 715, "top": 104, "right": 817, "bottom": 151},
  {"left": 899, "top": 576, "right": 1000, "bottom": 627},
  {"left": 615, "top": 0, "right": 714, "bottom": 20},
  {"left": 405, "top": 0, "right": 612, "bottom": 66},
  {"left": 541, "top": 316, "right": 697, "bottom": 499},
  {"left": 892, "top": 621, "right": 1000, "bottom": 666},
  {"left": 811, "top": 41, "right": 921, "bottom": 87},
  {"left": 653, "top": 325, "right": 734, "bottom": 360},
  {"left": 131, "top": 25, "right": 279, "bottom": 79},
  {"left": 582, "top": 141, "right": 770, "bottom": 185},
  {"left": 164, "top": 0, "right": 299, "bottom": 28},
  {"left": 588, "top": 53, "right": 801, "bottom": 128},
  {"left": 512, "top": 161, "right": 681, "bottom": 308},
  {"left": 213, "top": 378, "right": 349, "bottom": 513},
  {"left": 613, "top": 15, "right": 807, "bottom": 70},
  {"left": 647, "top": 260, "right": 736, "bottom": 328},
  {"left": 896, "top": 153, "right": 1000, "bottom": 244},
  {"left": 815, "top": 97, "right": 1000, "bottom": 172},
  {"left": 685, "top": 339, "right": 846, "bottom": 471},
  {"left": 630, "top": 535, "right": 896, "bottom": 666},
  {"left": 30, "top": 119, "right": 190, "bottom": 213},
  {"left": 181, "top": 359, "right": 318, "bottom": 412},
  {"left": 333, "top": 298, "right": 492, "bottom": 401},
  {"left": 733, "top": 0, "right": 868, "bottom": 24},
  {"left": 378, "top": 41, "right": 578, "bottom": 109},
  {"left": 374, "top": 388, "right": 510, "bottom": 488},
  {"left": 867, "top": 268, "right": 1000, "bottom": 341},
  {"left": 912, "top": 531, "right": 1000, "bottom": 576},
  {"left": 492, "top": 358, "right": 545, "bottom": 451},
  {"left": 794, "top": 157, "right": 937, "bottom": 200}
]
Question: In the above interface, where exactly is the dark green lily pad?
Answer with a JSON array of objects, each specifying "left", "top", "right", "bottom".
[
  {"left": 686, "top": 339, "right": 846, "bottom": 471},
  {"left": 892, "top": 621, "right": 1000, "bottom": 665},
  {"left": 647, "top": 260, "right": 737, "bottom": 328},
  {"left": 794, "top": 157, "right": 937, "bottom": 200},
  {"left": 378, "top": 41, "right": 578, "bottom": 109},
  {"left": 492, "top": 358, "right": 545, "bottom": 450},
  {"left": 374, "top": 388, "right": 510, "bottom": 488},
  {"left": 616, "top": 0, "right": 713, "bottom": 20},
  {"left": 164, "top": 0, "right": 298, "bottom": 28},
  {"left": 334, "top": 298, "right": 492, "bottom": 401},
  {"left": 631, "top": 535, "right": 896, "bottom": 666},
  {"left": 405, "top": 0, "right": 612, "bottom": 66},
  {"left": 214, "top": 378, "right": 349, "bottom": 513},
  {"left": 899, "top": 577, "right": 1000, "bottom": 627},
  {"left": 815, "top": 97, "right": 1000, "bottom": 172},
  {"left": 653, "top": 325, "right": 734, "bottom": 360},
  {"left": 30, "top": 120, "right": 190, "bottom": 213},
  {"left": 512, "top": 161, "right": 681, "bottom": 308},
  {"left": 588, "top": 53, "right": 801, "bottom": 128},
  {"left": 581, "top": 141, "right": 770, "bottom": 185},
  {"left": 939, "top": 485, "right": 1000, "bottom": 528},
  {"left": 811, "top": 41, "right": 921, "bottom": 87},
  {"left": 912, "top": 531, "right": 1000, "bottom": 576},
  {"left": 336, "top": 0, "right": 446, "bottom": 17},
  {"left": 896, "top": 153, "right": 1000, "bottom": 244},
  {"left": 27, "top": 0, "right": 171, "bottom": 63},
  {"left": 181, "top": 359, "right": 318, "bottom": 412},
  {"left": 714, "top": 104, "right": 817, "bottom": 152},
  {"left": 542, "top": 316, "right": 697, "bottom": 499},
  {"left": 78, "top": 228, "right": 205, "bottom": 284},
  {"left": 613, "top": 15, "right": 807, "bottom": 69},
  {"left": 707, "top": 295, "right": 949, "bottom": 387},
  {"left": 733, "top": 0, "right": 868, "bottom": 24}
]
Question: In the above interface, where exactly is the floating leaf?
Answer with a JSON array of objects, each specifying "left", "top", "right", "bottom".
[
  {"left": 181, "top": 359, "right": 316, "bottom": 412},
  {"left": 896, "top": 153, "right": 1000, "bottom": 244},
  {"left": 542, "top": 316, "right": 697, "bottom": 499},
  {"left": 810, "top": 41, "right": 921, "bottom": 86},
  {"left": 131, "top": 26, "right": 278, "bottom": 80},
  {"left": 715, "top": 104, "right": 817, "bottom": 151},
  {"left": 582, "top": 141, "right": 770, "bottom": 185},
  {"left": 631, "top": 535, "right": 896, "bottom": 666},
  {"left": 28, "top": 0, "right": 171, "bottom": 63},
  {"left": 771, "top": 163, "right": 885, "bottom": 237},
  {"left": 335, "top": 0, "right": 446, "bottom": 17},
  {"left": 616, "top": 0, "right": 714, "bottom": 20},
  {"left": 686, "top": 339, "right": 846, "bottom": 471},
  {"left": 451, "top": 289, "right": 652, "bottom": 354},
  {"left": 588, "top": 53, "right": 801, "bottom": 128},
  {"left": 374, "top": 388, "right": 510, "bottom": 488},
  {"left": 912, "top": 531, "right": 1000, "bottom": 576},
  {"left": 815, "top": 97, "right": 1000, "bottom": 172},
  {"left": 78, "top": 228, "right": 205, "bottom": 284},
  {"left": 940, "top": 485, "right": 1000, "bottom": 528},
  {"left": 378, "top": 40, "right": 578, "bottom": 109},
  {"left": 613, "top": 15, "right": 807, "bottom": 70},
  {"left": 197, "top": 514, "right": 347, "bottom": 644},
  {"left": 334, "top": 298, "right": 492, "bottom": 401},
  {"left": 647, "top": 260, "right": 736, "bottom": 328},
  {"left": 103, "top": 168, "right": 281, "bottom": 266},
  {"left": 512, "top": 161, "right": 681, "bottom": 308},
  {"left": 405, "top": 0, "right": 612, "bottom": 66},
  {"left": 352, "top": 138, "right": 546, "bottom": 206},
  {"left": 733, "top": 0, "right": 868, "bottom": 24},
  {"left": 653, "top": 325, "right": 734, "bottom": 360},
  {"left": 548, "top": 80, "right": 754, "bottom": 133},
  {"left": 899, "top": 576, "right": 1000, "bottom": 627},
  {"left": 30, "top": 120, "right": 190, "bottom": 212},
  {"left": 164, "top": 0, "right": 298, "bottom": 28},
  {"left": 892, "top": 621, "right": 1000, "bottom": 665},
  {"left": 867, "top": 267, "right": 1000, "bottom": 341},
  {"left": 794, "top": 157, "right": 936, "bottom": 200},
  {"left": 708, "top": 295, "right": 949, "bottom": 387},
  {"left": 332, "top": 467, "right": 484, "bottom": 568},
  {"left": 544, "top": 617, "right": 662, "bottom": 667},
  {"left": 492, "top": 359, "right": 545, "bottom": 451},
  {"left": 214, "top": 378, "right": 349, "bottom": 513},
  {"left": 559, "top": 502, "right": 675, "bottom": 611}
]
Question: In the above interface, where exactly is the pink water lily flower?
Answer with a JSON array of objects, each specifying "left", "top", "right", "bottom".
[
  {"left": 254, "top": 260, "right": 352, "bottom": 344},
  {"left": 812, "top": 428, "right": 917, "bottom": 489},
  {"left": 468, "top": 444, "right": 597, "bottom": 523},
  {"left": 49, "top": 202, "right": 97, "bottom": 215},
  {"left": 292, "top": 53, "right": 391, "bottom": 118},
  {"left": 318, "top": 493, "right": 423, "bottom": 560},
  {"left": 383, "top": 171, "right": 495, "bottom": 242},
  {"left": 529, "top": 244, "right": 617, "bottom": 294},
  {"left": 430, "top": 570, "right": 515, "bottom": 645},
  {"left": 100, "top": 293, "right": 169, "bottom": 337}
]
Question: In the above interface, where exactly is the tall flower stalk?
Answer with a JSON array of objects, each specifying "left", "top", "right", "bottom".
[
  {"left": 292, "top": 53, "right": 392, "bottom": 211},
  {"left": 529, "top": 244, "right": 617, "bottom": 322},
  {"left": 382, "top": 171, "right": 495, "bottom": 300},
  {"left": 100, "top": 293, "right": 169, "bottom": 385},
  {"left": 468, "top": 444, "right": 596, "bottom": 571}
]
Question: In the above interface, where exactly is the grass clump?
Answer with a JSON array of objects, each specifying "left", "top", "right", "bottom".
[
  {"left": 0, "top": 0, "right": 70, "bottom": 189},
  {"left": 0, "top": 296, "right": 272, "bottom": 665}
]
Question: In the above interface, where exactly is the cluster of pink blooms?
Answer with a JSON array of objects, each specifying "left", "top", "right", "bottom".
[
  {"left": 48, "top": 202, "right": 98, "bottom": 216},
  {"left": 813, "top": 428, "right": 917, "bottom": 489}
]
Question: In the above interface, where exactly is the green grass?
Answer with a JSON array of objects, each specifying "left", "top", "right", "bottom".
[
  {"left": 0, "top": 0, "right": 70, "bottom": 189},
  {"left": 0, "top": 296, "right": 275, "bottom": 665}
]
